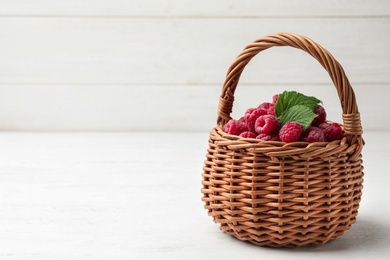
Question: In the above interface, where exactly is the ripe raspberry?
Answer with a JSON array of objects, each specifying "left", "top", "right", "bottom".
[
  {"left": 255, "top": 115, "right": 280, "bottom": 134},
  {"left": 258, "top": 102, "right": 272, "bottom": 110},
  {"left": 239, "top": 131, "right": 257, "bottom": 138},
  {"left": 267, "top": 104, "right": 275, "bottom": 116},
  {"left": 272, "top": 94, "right": 279, "bottom": 104},
  {"left": 244, "top": 108, "right": 267, "bottom": 132},
  {"left": 312, "top": 105, "right": 327, "bottom": 126},
  {"left": 244, "top": 107, "right": 257, "bottom": 118},
  {"left": 279, "top": 122, "right": 302, "bottom": 143},
  {"left": 319, "top": 122, "right": 344, "bottom": 141},
  {"left": 256, "top": 133, "right": 280, "bottom": 141},
  {"left": 301, "top": 126, "right": 326, "bottom": 143},
  {"left": 223, "top": 119, "right": 247, "bottom": 135},
  {"left": 301, "top": 126, "right": 316, "bottom": 141}
]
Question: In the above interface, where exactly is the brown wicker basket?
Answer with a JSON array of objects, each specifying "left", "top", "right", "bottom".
[{"left": 201, "top": 32, "right": 364, "bottom": 247}]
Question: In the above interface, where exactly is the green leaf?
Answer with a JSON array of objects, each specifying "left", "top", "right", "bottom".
[
  {"left": 278, "top": 105, "right": 318, "bottom": 131},
  {"left": 275, "top": 91, "right": 322, "bottom": 118}
]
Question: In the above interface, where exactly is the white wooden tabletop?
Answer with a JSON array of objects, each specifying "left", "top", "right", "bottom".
[{"left": 0, "top": 131, "right": 389, "bottom": 259}]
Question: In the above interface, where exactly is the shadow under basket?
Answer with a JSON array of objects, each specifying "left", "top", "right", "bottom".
[{"left": 201, "top": 32, "right": 364, "bottom": 248}]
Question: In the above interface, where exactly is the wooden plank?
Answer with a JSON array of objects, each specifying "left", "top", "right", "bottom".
[
  {"left": 0, "top": 84, "right": 385, "bottom": 131},
  {"left": 0, "top": 17, "right": 388, "bottom": 85},
  {"left": 0, "top": 0, "right": 389, "bottom": 17}
]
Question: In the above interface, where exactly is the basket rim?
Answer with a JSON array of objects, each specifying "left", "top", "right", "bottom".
[{"left": 209, "top": 126, "right": 362, "bottom": 158}]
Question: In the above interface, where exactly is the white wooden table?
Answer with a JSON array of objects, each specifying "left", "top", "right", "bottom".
[{"left": 0, "top": 131, "right": 389, "bottom": 259}]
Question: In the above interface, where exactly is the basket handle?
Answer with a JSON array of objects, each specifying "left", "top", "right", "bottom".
[{"left": 217, "top": 32, "right": 363, "bottom": 145}]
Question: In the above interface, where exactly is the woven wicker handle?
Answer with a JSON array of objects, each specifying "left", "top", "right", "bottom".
[{"left": 217, "top": 32, "right": 363, "bottom": 145}]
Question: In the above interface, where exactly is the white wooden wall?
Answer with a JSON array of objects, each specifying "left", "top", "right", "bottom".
[{"left": 0, "top": 0, "right": 388, "bottom": 131}]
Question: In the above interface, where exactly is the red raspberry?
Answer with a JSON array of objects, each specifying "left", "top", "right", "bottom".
[
  {"left": 312, "top": 105, "right": 327, "bottom": 126},
  {"left": 258, "top": 102, "right": 272, "bottom": 110},
  {"left": 256, "top": 133, "right": 280, "bottom": 141},
  {"left": 279, "top": 122, "right": 302, "bottom": 143},
  {"left": 301, "top": 126, "right": 326, "bottom": 142},
  {"left": 301, "top": 126, "right": 315, "bottom": 141},
  {"left": 319, "top": 122, "right": 344, "bottom": 141},
  {"left": 272, "top": 94, "right": 279, "bottom": 104},
  {"left": 244, "top": 108, "right": 267, "bottom": 132},
  {"left": 223, "top": 119, "right": 247, "bottom": 135},
  {"left": 267, "top": 104, "right": 275, "bottom": 116},
  {"left": 244, "top": 107, "right": 257, "bottom": 118},
  {"left": 239, "top": 131, "right": 257, "bottom": 138},
  {"left": 255, "top": 115, "right": 280, "bottom": 134}
]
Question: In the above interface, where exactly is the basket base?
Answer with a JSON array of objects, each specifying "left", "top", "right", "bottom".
[{"left": 218, "top": 218, "right": 355, "bottom": 248}]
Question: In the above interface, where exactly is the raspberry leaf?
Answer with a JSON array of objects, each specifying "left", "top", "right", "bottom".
[
  {"left": 275, "top": 91, "right": 322, "bottom": 118},
  {"left": 278, "top": 105, "right": 318, "bottom": 131}
]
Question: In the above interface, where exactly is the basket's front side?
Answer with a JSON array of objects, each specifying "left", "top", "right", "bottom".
[{"left": 202, "top": 128, "right": 363, "bottom": 247}]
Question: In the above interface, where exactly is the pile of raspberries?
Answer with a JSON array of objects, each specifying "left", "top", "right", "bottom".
[{"left": 223, "top": 94, "right": 343, "bottom": 143}]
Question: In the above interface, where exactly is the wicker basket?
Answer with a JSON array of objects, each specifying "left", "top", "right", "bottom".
[{"left": 201, "top": 33, "right": 364, "bottom": 247}]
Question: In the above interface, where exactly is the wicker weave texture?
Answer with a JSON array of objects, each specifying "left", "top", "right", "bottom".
[{"left": 201, "top": 33, "right": 364, "bottom": 247}]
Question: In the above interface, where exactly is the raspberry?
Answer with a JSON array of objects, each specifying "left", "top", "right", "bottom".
[
  {"left": 319, "top": 122, "right": 343, "bottom": 141},
  {"left": 258, "top": 102, "right": 272, "bottom": 110},
  {"left": 244, "top": 107, "right": 257, "bottom": 118},
  {"left": 239, "top": 131, "right": 257, "bottom": 138},
  {"left": 301, "top": 126, "right": 326, "bottom": 142},
  {"left": 256, "top": 133, "right": 280, "bottom": 141},
  {"left": 272, "top": 94, "right": 279, "bottom": 104},
  {"left": 312, "top": 105, "right": 327, "bottom": 126},
  {"left": 223, "top": 119, "right": 247, "bottom": 135},
  {"left": 279, "top": 122, "right": 302, "bottom": 143},
  {"left": 244, "top": 108, "right": 267, "bottom": 132},
  {"left": 301, "top": 126, "right": 315, "bottom": 141},
  {"left": 267, "top": 104, "right": 275, "bottom": 116},
  {"left": 254, "top": 115, "right": 280, "bottom": 134}
]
